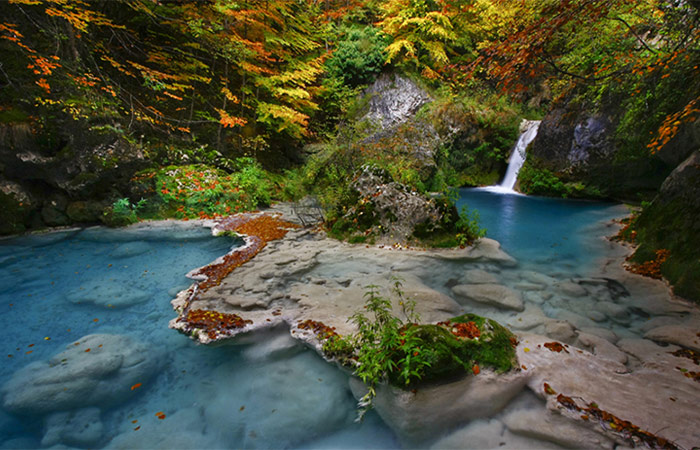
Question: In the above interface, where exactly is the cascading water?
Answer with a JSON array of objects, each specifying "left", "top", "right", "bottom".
[{"left": 478, "top": 119, "right": 541, "bottom": 194}]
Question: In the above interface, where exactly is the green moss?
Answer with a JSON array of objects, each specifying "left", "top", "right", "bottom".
[
  {"left": 0, "top": 191, "right": 29, "bottom": 235},
  {"left": 632, "top": 198, "right": 700, "bottom": 304}
]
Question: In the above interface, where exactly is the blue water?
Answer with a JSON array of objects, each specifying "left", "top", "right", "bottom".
[
  {"left": 0, "top": 224, "right": 396, "bottom": 449},
  {"left": 457, "top": 188, "right": 626, "bottom": 272},
  {"left": 0, "top": 192, "right": 629, "bottom": 449}
]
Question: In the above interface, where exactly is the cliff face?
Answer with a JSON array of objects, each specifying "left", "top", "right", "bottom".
[
  {"left": 526, "top": 100, "right": 679, "bottom": 201},
  {"left": 0, "top": 119, "right": 147, "bottom": 234}
]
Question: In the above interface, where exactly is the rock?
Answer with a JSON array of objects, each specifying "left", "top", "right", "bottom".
[
  {"left": 362, "top": 73, "right": 431, "bottom": 130},
  {"left": 576, "top": 333, "right": 628, "bottom": 365},
  {"left": 462, "top": 268, "right": 499, "bottom": 285},
  {"left": 105, "top": 408, "right": 214, "bottom": 450},
  {"left": 452, "top": 283, "right": 524, "bottom": 311},
  {"left": 514, "top": 282, "right": 545, "bottom": 291},
  {"left": 555, "top": 281, "right": 588, "bottom": 298},
  {"left": 556, "top": 310, "right": 598, "bottom": 330},
  {"left": 65, "top": 279, "right": 152, "bottom": 308},
  {"left": 66, "top": 201, "right": 105, "bottom": 223},
  {"left": 587, "top": 310, "right": 607, "bottom": 322},
  {"left": 199, "top": 351, "right": 354, "bottom": 448},
  {"left": 429, "top": 418, "right": 564, "bottom": 450},
  {"left": 110, "top": 241, "right": 152, "bottom": 258},
  {"left": 595, "top": 301, "right": 628, "bottom": 321},
  {"left": 242, "top": 329, "right": 304, "bottom": 362},
  {"left": 579, "top": 327, "right": 618, "bottom": 344},
  {"left": 543, "top": 320, "right": 577, "bottom": 344},
  {"left": 520, "top": 270, "right": 556, "bottom": 285},
  {"left": 466, "top": 238, "right": 518, "bottom": 267},
  {"left": 503, "top": 407, "right": 614, "bottom": 449},
  {"left": 351, "top": 369, "right": 529, "bottom": 446},
  {"left": 644, "top": 325, "right": 700, "bottom": 352},
  {"left": 507, "top": 304, "right": 547, "bottom": 331},
  {"left": 518, "top": 332, "right": 700, "bottom": 450},
  {"left": 1, "top": 334, "right": 161, "bottom": 415},
  {"left": 41, "top": 407, "right": 103, "bottom": 447}
]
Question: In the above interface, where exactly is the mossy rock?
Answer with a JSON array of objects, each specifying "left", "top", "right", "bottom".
[
  {"left": 66, "top": 201, "right": 105, "bottom": 223},
  {"left": 0, "top": 191, "right": 29, "bottom": 235},
  {"left": 388, "top": 314, "right": 518, "bottom": 388}
]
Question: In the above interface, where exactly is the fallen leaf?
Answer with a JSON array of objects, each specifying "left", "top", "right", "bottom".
[
  {"left": 524, "top": 347, "right": 530, "bottom": 353},
  {"left": 93, "top": 318, "right": 99, "bottom": 323},
  {"left": 131, "top": 383, "right": 142, "bottom": 391},
  {"left": 134, "top": 426, "right": 140, "bottom": 431},
  {"left": 131, "top": 420, "right": 138, "bottom": 424},
  {"left": 472, "top": 364, "right": 480, "bottom": 375},
  {"left": 239, "top": 405, "right": 245, "bottom": 412},
  {"left": 85, "top": 348, "right": 91, "bottom": 353}
]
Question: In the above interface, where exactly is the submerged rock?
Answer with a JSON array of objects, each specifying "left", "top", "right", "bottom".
[
  {"left": 502, "top": 407, "right": 614, "bottom": 449},
  {"left": 41, "top": 407, "right": 103, "bottom": 447},
  {"left": 452, "top": 283, "right": 524, "bottom": 311},
  {"left": 1, "top": 334, "right": 162, "bottom": 415},
  {"left": 351, "top": 369, "right": 528, "bottom": 446}
]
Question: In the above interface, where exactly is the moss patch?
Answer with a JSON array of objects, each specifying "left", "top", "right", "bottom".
[{"left": 631, "top": 198, "right": 700, "bottom": 303}]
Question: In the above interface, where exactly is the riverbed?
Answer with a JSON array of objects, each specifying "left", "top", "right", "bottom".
[{"left": 1, "top": 192, "right": 699, "bottom": 449}]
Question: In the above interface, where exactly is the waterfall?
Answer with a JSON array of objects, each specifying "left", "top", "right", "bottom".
[{"left": 478, "top": 119, "right": 541, "bottom": 194}]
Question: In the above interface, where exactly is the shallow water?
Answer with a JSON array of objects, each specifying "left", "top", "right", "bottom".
[
  {"left": 0, "top": 225, "right": 396, "bottom": 449},
  {"left": 0, "top": 192, "right": 683, "bottom": 449}
]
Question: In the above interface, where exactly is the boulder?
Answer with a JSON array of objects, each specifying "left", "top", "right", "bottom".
[
  {"left": 462, "top": 268, "right": 499, "bottom": 284},
  {"left": 452, "top": 283, "right": 524, "bottom": 311},
  {"left": 1, "top": 334, "right": 162, "bottom": 415},
  {"left": 362, "top": 73, "right": 431, "bottom": 130},
  {"left": 351, "top": 369, "right": 529, "bottom": 446},
  {"left": 502, "top": 407, "right": 614, "bottom": 449}
]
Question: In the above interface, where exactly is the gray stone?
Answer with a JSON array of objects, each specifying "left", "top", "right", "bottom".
[
  {"left": 644, "top": 325, "right": 700, "bottom": 352},
  {"left": 41, "top": 407, "right": 103, "bottom": 447},
  {"left": 502, "top": 408, "right": 614, "bottom": 449},
  {"left": 576, "top": 333, "right": 628, "bottom": 365},
  {"left": 555, "top": 281, "right": 588, "bottom": 298},
  {"left": 596, "top": 301, "right": 628, "bottom": 321},
  {"left": 462, "top": 268, "right": 499, "bottom": 285},
  {"left": 351, "top": 369, "right": 529, "bottom": 446},
  {"left": 362, "top": 73, "right": 432, "bottom": 130},
  {"left": 452, "top": 283, "right": 524, "bottom": 311},
  {"left": 1, "top": 334, "right": 162, "bottom": 415},
  {"left": 544, "top": 320, "right": 577, "bottom": 344}
]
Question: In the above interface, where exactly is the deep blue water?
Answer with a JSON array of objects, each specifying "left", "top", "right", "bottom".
[{"left": 457, "top": 188, "right": 626, "bottom": 271}]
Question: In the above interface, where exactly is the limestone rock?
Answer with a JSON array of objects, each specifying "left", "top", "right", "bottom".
[
  {"left": 199, "top": 351, "right": 354, "bottom": 448},
  {"left": 452, "top": 283, "right": 524, "bottom": 311},
  {"left": 351, "top": 369, "right": 529, "bottom": 446},
  {"left": 65, "top": 279, "right": 152, "bottom": 308},
  {"left": 462, "top": 268, "right": 499, "bottom": 285},
  {"left": 41, "top": 407, "right": 103, "bottom": 447},
  {"left": 543, "top": 320, "right": 577, "bottom": 344},
  {"left": 644, "top": 325, "right": 700, "bottom": 352},
  {"left": 362, "top": 73, "right": 431, "bottom": 130},
  {"left": 576, "top": 333, "right": 628, "bottom": 365},
  {"left": 429, "top": 418, "right": 564, "bottom": 450},
  {"left": 555, "top": 281, "right": 588, "bottom": 298},
  {"left": 1, "top": 334, "right": 161, "bottom": 415},
  {"left": 502, "top": 407, "right": 614, "bottom": 449}
]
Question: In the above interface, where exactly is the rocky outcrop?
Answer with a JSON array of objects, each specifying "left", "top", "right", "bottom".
[
  {"left": 525, "top": 100, "right": 682, "bottom": 200},
  {"left": 632, "top": 150, "right": 700, "bottom": 302},
  {"left": 328, "top": 165, "right": 468, "bottom": 245},
  {"left": 362, "top": 73, "right": 432, "bottom": 130},
  {"left": 0, "top": 121, "right": 148, "bottom": 234}
]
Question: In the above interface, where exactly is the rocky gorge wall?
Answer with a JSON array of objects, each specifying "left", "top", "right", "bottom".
[{"left": 0, "top": 120, "right": 148, "bottom": 234}]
